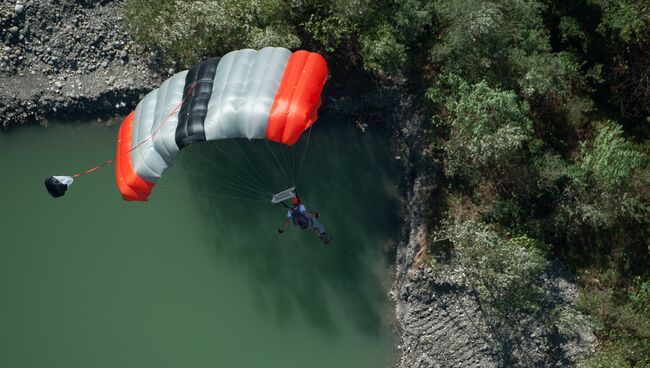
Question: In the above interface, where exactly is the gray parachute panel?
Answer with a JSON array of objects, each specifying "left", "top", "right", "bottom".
[
  {"left": 130, "top": 71, "right": 187, "bottom": 183},
  {"left": 131, "top": 90, "right": 165, "bottom": 182},
  {"left": 129, "top": 47, "right": 291, "bottom": 184},
  {"left": 204, "top": 47, "right": 291, "bottom": 140},
  {"left": 152, "top": 71, "right": 188, "bottom": 165}
]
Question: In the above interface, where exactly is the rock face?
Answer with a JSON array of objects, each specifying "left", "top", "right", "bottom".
[{"left": 0, "top": 0, "right": 160, "bottom": 127}]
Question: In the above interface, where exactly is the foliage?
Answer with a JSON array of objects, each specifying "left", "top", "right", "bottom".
[
  {"left": 573, "top": 123, "right": 647, "bottom": 189},
  {"left": 595, "top": 0, "right": 649, "bottom": 44},
  {"left": 123, "top": 0, "right": 414, "bottom": 75},
  {"left": 359, "top": 23, "right": 407, "bottom": 75},
  {"left": 303, "top": 12, "right": 358, "bottom": 54},
  {"left": 628, "top": 277, "right": 650, "bottom": 317},
  {"left": 124, "top": 0, "right": 301, "bottom": 66},
  {"left": 392, "top": 0, "right": 435, "bottom": 46},
  {"left": 546, "top": 0, "right": 650, "bottom": 121},
  {"left": 433, "top": 77, "right": 533, "bottom": 180},
  {"left": 430, "top": 0, "right": 575, "bottom": 93},
  {"left": 562, "top": 123, "right": 648, "bottom": 228},
  {"left": 577, "top": 276, "right": 650, "bottom": 368},
  {"left": 427, "top": 2, "right": 650, "bottom": 362},
  {"left": 436, "top": 220, "right": 548, "bottom": 314}
]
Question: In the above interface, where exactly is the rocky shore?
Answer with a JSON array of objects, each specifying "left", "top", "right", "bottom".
[
  {"left": 0, "top": 0, "right": 159, "bottom": 127},
  {"left": 1, "top": 1, "right": 596, "bottom": 367}
]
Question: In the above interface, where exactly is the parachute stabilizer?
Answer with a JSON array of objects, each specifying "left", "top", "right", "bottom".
[{"left": 44, "top": 176, "right": 73, "bottom": 198}]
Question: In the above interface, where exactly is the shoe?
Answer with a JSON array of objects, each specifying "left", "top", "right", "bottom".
[{"left": 320, "top": 233, "right": 331, "bottom": 244}]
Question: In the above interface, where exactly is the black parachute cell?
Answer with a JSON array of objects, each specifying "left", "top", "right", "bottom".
[{"left": 45, "top": 176, "right": 68, "bottom": 198}]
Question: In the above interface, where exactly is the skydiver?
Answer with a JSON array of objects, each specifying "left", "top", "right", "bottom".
[{"left": 278, "top": 196, "right": 331, "bottom": 244}]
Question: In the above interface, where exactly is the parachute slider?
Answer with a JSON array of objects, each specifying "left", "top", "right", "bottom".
[
  {"left": 44, "top": 176, "right": 74, "bottom": 198},
  {"left": 271, "top": 187, "right": 296, "bottom": 204}
]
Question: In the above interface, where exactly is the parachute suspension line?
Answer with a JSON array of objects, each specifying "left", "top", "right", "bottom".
[
  {"left": 296, "top": 125, "right": 313, "bottom": 186},
  {"left": 265, "top": 140, "right": 292, "bottom": 185},
  {"left": 291, "top": 145, "right": 296, "bottom": 185},
  {"left": 284, "top": 142, "right": 296, "bottom": 185},
  {"left": 280, "top": 141, "right": 293, "bottom": 183},
  {"left": 153, "top": 183, "right": 270, "bottom": 202},
  {"left": 185, "top": 145, "right": 270, "bottom": 197},
  {"left": 229, "top": 138, "right": 273, "bottom": 195},
  {"left": 274, "top": 141, "right": 293, "bottom": 185},
  {"left": 209, "top": 141, "right": 272, "bottom": 195},
  {"left": 180, "top": 156, "right": 271, "bottom": 199},
  {"left": 175, "top": 157, "right": 269, "bottom": 199},
  {"left": 69, "top": 82, "right": 198, "bottom": 179},
  {"left": 173, "top": 160, "right": 269, "bottom": 200},
  {"left": 151, "top": 186, "right": 273, "bottom": 205}
]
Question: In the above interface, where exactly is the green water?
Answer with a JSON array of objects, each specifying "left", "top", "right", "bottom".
[{"left": 0, "top": 116, "right": 400, "bottom": 368}]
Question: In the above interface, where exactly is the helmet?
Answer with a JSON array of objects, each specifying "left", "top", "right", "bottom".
[{"left": 290, "top": 196, "right": 300, "bottom": 206}]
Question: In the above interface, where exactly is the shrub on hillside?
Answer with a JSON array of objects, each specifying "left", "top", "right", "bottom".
[
  {"left": 431, "top": 77, "right": 533, "bottom": 181},
  {"left": 124, "top": 0, "right": 300, "bottom": 66},
  {"left": 436, "top": 220, "right": 548, "bottom": 314},
  {"left": 562, "top": 123, "right": 648, "bottom": 228}
]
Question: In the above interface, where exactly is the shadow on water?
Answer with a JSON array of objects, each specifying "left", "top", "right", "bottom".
[{"left": 154, "top": 118, "right": 400, "bottom": 338}]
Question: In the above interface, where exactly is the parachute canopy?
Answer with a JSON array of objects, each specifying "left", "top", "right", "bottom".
[{"left": 115, "top": 47, "right": 328, "bottom": 201}]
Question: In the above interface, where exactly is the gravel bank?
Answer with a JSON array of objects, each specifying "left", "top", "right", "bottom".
[{"left": 0, "top": 0, "right": 160, "bottom": 127}]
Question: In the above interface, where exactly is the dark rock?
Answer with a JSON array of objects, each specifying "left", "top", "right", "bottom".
[{"left": 0, "top": 0, "right": 160, "bottom": 128}]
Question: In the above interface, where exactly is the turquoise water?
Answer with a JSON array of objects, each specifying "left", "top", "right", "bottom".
[{"left": 0, "top": 116, "right": 400, "bottom": 367}]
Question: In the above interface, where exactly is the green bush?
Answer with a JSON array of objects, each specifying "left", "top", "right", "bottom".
[
  {"left": 629, "top": 277, "right": 650, "bottom": 317},
  {"left": 433, "top": 77, "right": 533, "bottom": 180},
  {"left": 303, "top": 12, "right": 359, "bottom": 54},
  {"left": 436, "top": 220, "right": 548, "bottom": 314},
  {"left": 392, "top": 0, "right": 435, "bottom": 46},
  {"left": 577, "top": 277, "right": 650, "bottom": 368},
  {"left": 124, "top": 0, "right": 301, "bottom": 66},
  {"left": 431, "top": 0, "right": 548, "bottom": 87},
  {"left": 562, "top": 123, "right": 648, "bottom": 228},
  {"left": 546, "top": 0, "right": 650, "bottom": 120},
  {"left": 360, "top": 23, "right": 407, "bottom": 75},
  {"left": 596, "top": 0, "right": 649, "bottom": 44}
]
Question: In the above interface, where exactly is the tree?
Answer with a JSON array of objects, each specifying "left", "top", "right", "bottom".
[
  {"left": 433, "top": 77, "right": 533, "bottom": 181},
  {"left": 124, "top": 0, "right": 300, "bottom": 66},
  {"left": 436, "top": 220, "right": 548, "bottom": 314},
  {"left": 562, "top": 122, "right": 648, "bottom": 228}
]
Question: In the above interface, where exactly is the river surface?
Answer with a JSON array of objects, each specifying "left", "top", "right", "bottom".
[{"left": 0, "top": 116, "right": 400, "bottom": 368}]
